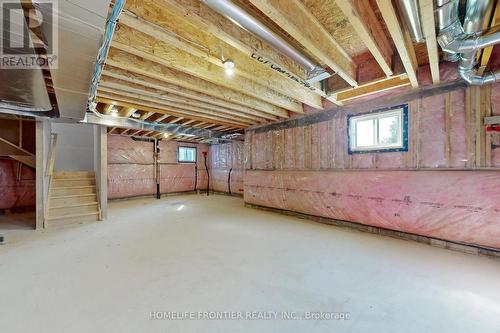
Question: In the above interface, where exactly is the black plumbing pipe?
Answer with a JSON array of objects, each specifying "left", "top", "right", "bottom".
[
  {"left": 132, "top": 136, "right": 161, "bottom": 199},
  {"left": 203, "top": 152, "right": 209, "bottom": 196},
  {"left": 155, "top": 139, "right": 161, "bottom": 199},
  {"left": 194, "top": 164, "right": 198, "bottom": 191},
  {"left": 228, "top": 168, "right": 232, "bottom": 195}
]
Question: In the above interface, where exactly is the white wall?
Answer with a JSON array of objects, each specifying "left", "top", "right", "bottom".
[{"left": 51, "top": 122, "right": 97, "bottom": 171}]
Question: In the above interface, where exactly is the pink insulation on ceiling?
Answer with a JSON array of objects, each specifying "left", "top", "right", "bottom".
[
  {"left": 107, "top": 136, "right": 208, "bottom": 199},
  {"left": 0, "top": 160, "right": 35, "bottom": 209},
  {"left": 210, "top": 142, "right": 244, "bottom": 195},
  {"left": 245, "top": 170, "right": 500, "bottom": 249}
]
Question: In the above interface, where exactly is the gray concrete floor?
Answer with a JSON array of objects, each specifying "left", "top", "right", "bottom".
[{"left": 1, "top": 194, "right": 500, "bottom": 333}]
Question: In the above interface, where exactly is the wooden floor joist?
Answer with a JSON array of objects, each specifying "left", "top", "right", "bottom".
[
  {"left": 248, "top": 0, "right": 357, "bottom": 86},
  {"left": 106, "top": 49, "right": 290, "bottom": 118},
  {"left": 102, "top": 68, "right": 278, "bottom": 121},
  {"left": 97, "top": 86, "right": 262, "bottom": 124},
  {"left": 419, "top": 0, "right": 440, "bottom": 84},
  {"left": 112, "top": 26, "right": 305, "bottom": 113},
  {"left": 96, "top": 95, "right": 249, "bottom": 128},
  {"left": 119, "top": 9, "right": 324, "bottom": 109},
  {"left": 335, "top": 0, "right": 393, "bottom": 77},
  {"left": 99, "top": 77, "right": 274, "bottom": 122},
  {"left": 334, "top": 74, "right": 411, "bottom": 102},
  {"left": 375, "top": 0, "right": 419, "bottom": 87}
]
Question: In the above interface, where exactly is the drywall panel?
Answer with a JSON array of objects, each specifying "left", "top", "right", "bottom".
[{"left": 52, "top": 122, "right": 97, "bottom": 171}]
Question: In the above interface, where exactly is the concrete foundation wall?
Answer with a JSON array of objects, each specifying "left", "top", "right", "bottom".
[
  {"left": 210, "top": 142, "right": 244, "bottom": 195},
  {"left": 244, "top": 83, "right": 500, "bottom": 250},
  {"left": 107, "top": 135, "right": 209, "bottom": 199}
]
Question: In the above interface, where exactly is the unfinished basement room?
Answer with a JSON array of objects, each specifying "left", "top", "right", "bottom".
[{"left": 1, "top": 0, "right": 500, "bottom": 331}]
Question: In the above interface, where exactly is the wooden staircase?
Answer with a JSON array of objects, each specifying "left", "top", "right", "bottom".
[{"left": 46, "top": 171, "right": 101, "bottom": 228}]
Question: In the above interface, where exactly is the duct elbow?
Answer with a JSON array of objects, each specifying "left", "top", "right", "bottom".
[{"left": 459, "top": 68, "right": 500, "bottom": 85}]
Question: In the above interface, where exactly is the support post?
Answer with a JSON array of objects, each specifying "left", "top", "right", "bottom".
[
  {"left": 97, "top": 125, "right": 108, "bottom": 219},
  {"left": 35, "top": 120, "right": 49, "bottom": 229}
]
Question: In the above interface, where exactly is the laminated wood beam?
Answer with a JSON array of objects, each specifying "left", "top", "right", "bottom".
[
  {"left": 248, "top": 0, "right": 357, "bottom": 86},
  {"left": 106, "top": 48, "right": 289, "bottom": 118},
  {"left": 112, "top": 26, "right": 304, "bottom": 113},
  {"left": 375, "top": 0, "right": 419, "bottom": 87}
]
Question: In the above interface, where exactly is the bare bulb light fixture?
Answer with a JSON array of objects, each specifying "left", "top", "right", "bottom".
[{"left": 223, "top": 59, "right": 235, "bottom": 76}]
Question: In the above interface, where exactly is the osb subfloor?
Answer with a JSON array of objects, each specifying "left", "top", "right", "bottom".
[{"left": 1, "top": 194, "right": 500, "bottom": 333}]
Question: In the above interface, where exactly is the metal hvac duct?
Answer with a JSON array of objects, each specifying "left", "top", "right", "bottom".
[
  {"left": 436, "top": 0, "right": 500, "bottom": 85},
  {"left": 398, "top": 0, "right": 425, "bottom": 42},
  {"left": 201, "top": 0, "right": 331, "bottom": 83}
]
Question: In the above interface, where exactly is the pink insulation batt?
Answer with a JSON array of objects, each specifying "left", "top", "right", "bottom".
[
  {"left": 245, "top": 170, "right": 500, "bottom": 249},
  {"left": 210, "top": 142, "right": 244, "bottom": 194},
  {"left": 107, "top": 135, "right": 208, "bottom": 199},
  {"left": 0, "top": 160, "right": 35, "bottom": 209}
]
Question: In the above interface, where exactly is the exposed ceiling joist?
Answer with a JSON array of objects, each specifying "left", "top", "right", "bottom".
[
  {"left": 103, "top": 104, "right": 115, "bottom": 115},
  {"left": 248, "top": 0, "right": 357, "bottom": 86},
  {"left": 96, "top": 95, "right": 249, "bottom": 128},
  {"left": 140, "top": 111, "right": 155, "bottom": 120},
  {"left": 169, "top": 117, "right": 184, "bottom": 124},
  {"left": 119, "top": 107, "right": 138, "bottom": 118},
  {"left": 419, "top": 0, "right": 440, "bottom": 84},
  {"left": 102, "top": 68, "right": 278, "bottom": 121},
  {"left": 478, "top": 0, "right": 500, "bottom": 74},
  {"left": 99, "top": 77, "right": 274, "bottom": 122},
  {"left": 375, "top": 0, "right": 418, "bottom": 87},
  {"left": 334, "top": 74, "right": 411, "bottom": 102},
  {"left": 106, "top": 49, "right": 290, "bottom": 118},
  {"left": 119, "top": 8, "right": 324, "bottom": 108},
  {"left": 335, "top": 0, "right": 393, "bottom": 76},
  {"left": 161, "top": 0, "right": 306, "bottom": 79},
  {"left": 98, "top": 85, "right": 263, "bottom": 124},
  {"left": 154, "top": 114, "right": 170, "bottom": 123},
  {"left": 112, "top": 26, "right": 305, "bottom": 113}
]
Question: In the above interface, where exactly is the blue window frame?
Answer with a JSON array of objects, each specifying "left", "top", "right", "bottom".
[{"left": 347, "top": 104, "right": 409, "bottom": 154}]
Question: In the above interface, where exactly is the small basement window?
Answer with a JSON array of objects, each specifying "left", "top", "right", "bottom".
[
  {"left": 348, "top": 105, "right": 408, "bottom": 154},
  {"left": 178, "top": 146, "right": 197, "bottom": 163}
]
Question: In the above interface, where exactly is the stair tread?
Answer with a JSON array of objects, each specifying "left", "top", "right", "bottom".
[
  {"left": 47, "top": 211, "right": 99, "bottom": 220},
  {"left": 50, "top": 193, "right": 96, "bottom": 199},
  {"left": 53, "top": 177, "right": 95, "bottom": 180},
  {"left": 51, "top": 185, "right": 96, "bottom": 190},
  {"left": 49, "top": 202, "right": 98, "bottom": 209}
]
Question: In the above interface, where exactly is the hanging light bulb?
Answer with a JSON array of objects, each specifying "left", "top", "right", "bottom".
[{"left": 223, "top": 59, "right": 235, "bottom": 76}]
